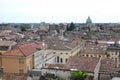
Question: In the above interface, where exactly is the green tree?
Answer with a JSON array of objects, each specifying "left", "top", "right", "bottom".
[
  {"left": 70, "top": 71, "right": 87, "bottom": 80},
  {"left": 67, "top": 22, "right": 76, "bottom": 31},
  {"left": 20, "top": 25, "right": 27, "bottom": 32},
  {"left": 55, "top": 26, "right": 60, "bottom": 33},
  {"left": 7, "top": 76, "right": 14, "bottom": 80},
  {"left": 52, "top": 77, "right": 63, "bottom": 80},
  {"left": 56, "top": 77, "right": 64, "bottom": 80}
]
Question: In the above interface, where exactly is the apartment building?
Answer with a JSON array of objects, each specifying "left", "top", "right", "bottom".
[
  {"left": 45, "top": 37, "right": 85, "bottom": 64},
  {"left": 34, "top": 45, "right": 55, "bottom": 69},
  {"left": 0, "top": 40, "right": 57, "bottom": 73},
  {"left": 42, "top": 56, "right": 101, "bottom": 80},
  {"left": 0, "top": 42, "right": 43, "bottom": 73},
  {"left": 106, "top": 41, "right": 120, "bottom": 68},
  {"left": 80, "top": 42, "right": 107, "bottom": 58}
]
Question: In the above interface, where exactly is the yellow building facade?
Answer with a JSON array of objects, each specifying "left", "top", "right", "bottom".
[
  {"left": 0, "top": 42, "right": 43, "bottom": 73},
  {"left": 1, "top": 55, "right": 34, "bottom": 73},
  {"left": 53, "top": 41, "right": 85, "bottom": 64}
]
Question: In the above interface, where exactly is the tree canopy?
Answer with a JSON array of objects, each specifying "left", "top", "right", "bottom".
[
  {"left": 52, "top": 77, "right": 63, "bottom": 80},
  {"left": 20, "top": 25, "right": 27, "bottom": 32},
  {"left": 70, "top": 71, "right": 88, "bottom": 80},
  {"left": 55, "top": 26, "right": 60, "bottom": 33},
  {"left": 67, "top": 22, "right": 76, "bottom": 31}
]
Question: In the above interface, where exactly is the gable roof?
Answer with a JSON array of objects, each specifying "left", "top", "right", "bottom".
[{"left": 3, "top": 41, "right": 43, "bottom": 57}]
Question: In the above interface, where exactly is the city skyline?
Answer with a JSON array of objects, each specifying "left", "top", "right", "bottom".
[{"left": 0, "top": 0, "right": 120, "bottom": 23}]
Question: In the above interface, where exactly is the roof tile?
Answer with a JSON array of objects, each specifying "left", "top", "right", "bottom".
[{"left": 3, "top": 41, "right": 43, "bottom": 57}]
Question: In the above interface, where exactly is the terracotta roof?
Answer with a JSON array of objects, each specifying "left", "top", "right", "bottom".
[
  {"left": 48, "top": 56, "right": 100, "bottom": 72},
  {"left": 45, "top": 37, "right": 81, "bottom": 50},
  {"left": 3, "top": 41, "right": 43, "bottom": 57},
  {"left": 0, "top": 41, "right": 16, "bottom": 46},
  {"left": 100, "top": 58, "right": 116, "bottom": 72},
  {"left": 0, "top": 33, "right": 9, "bottom": 37},
  {"left": 81, "top": 43, "right": 107, "bottom": 54},
  {"left": 64, "top": 56, "right": 100, "bottom": 72}
]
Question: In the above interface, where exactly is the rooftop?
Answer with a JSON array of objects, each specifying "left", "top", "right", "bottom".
[
  {"left": 45, "top": 37, "right": 81, "bottom": 50},
  {"left": 0, "top": 41, "right": 16, "bottom": 46},
  {"left": 64, "top": 56, "right": 100, "bottom": 72},
  {"left": 2, "top": 41, "right": 43, "bottom": 57},
  {"left": 100, "top": 58, "right": 116, "bottom": 72},
  {"left": 81, "top": 43, "right": 107, "bottom": 54},
  {"left": 107, "top": 44, "right": 120, "bottom": 50}
]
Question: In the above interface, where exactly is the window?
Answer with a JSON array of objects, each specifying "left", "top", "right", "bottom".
[
  {"left": 45, "top": 73, "right": 55, "bottom": 78},
  {"left": 53, "top": 52, "right": 56, "bottom": 54},
  {"left": 86, "top": 54, "right": 88, "bottom": 57},
  {"left": 19, "top": 69, "right": 24, "bottom": 73},
  {"left": 99, "top": 55, "right": 101, "bottom": 57},
  {"left": 66, "top": 58, "right": 68, "bottom": 63},
  {"left": 66, "top": 53, "right": 68, "bottom": 55},
  {"left": 19, "top": 58, "right": 24, "bottom": 64},
  {"left": 119, "top": 64, "right": 120, "bottom": 67},
  {"left": 60, "top": 58, "right": 63, "bottom": 63},
  {"left": 57, "top": 56, "right": 59, "bottom": 63},
  {"left": 115, "top": 52, "right": 117, "bottom": 55},
  {"left": 115, "top": 58, "right": 117, "bottom": 63},
  {"left": 61, "top": 53, "right": 63, "bottom": 54},
  {"left": 91, "top": 55, "right": 93, "bottom": 57}
]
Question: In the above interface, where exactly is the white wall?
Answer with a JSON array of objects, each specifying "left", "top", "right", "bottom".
[
  {"left": 34, "top": 50, "right": 44, "bottom": 69},
  {"left": 42, "top": 69, "right": 71, "bottom": 80},
  {"left": 94, "top": 58, "right": 101, "bottom": 80}
]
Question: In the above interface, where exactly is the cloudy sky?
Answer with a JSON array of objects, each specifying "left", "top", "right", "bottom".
[{"left": 0, "top": 0, "right": 120, "bottom": 23}]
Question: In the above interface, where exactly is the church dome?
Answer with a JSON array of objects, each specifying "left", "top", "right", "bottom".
[{"left": 86, "top": 16, "right": 92, "bottom": 24}]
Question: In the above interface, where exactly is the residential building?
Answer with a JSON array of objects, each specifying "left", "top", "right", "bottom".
[
  {"left": 99, "top": 58, "right": 116, "bottom": 80},
  {"left": 106, "top": 41, "right": 120, "bottom": 67},
  {"left": 42, "top": 56, "right": 116, "bottom": 80},
  {"left": 34, "top": 42, "right": 55, "bottom": 69},
  {"left": 45, "top": 37, "right": 85, "bottom": 64},
  {"left": 1, "top": 42, "right": 41, "bottom": 73},
  {"left": 80, "top": 42, "right": 107, "bottom": 58},
  {"left": 34, "top": 50, "right": 44, "bottom": 69},
  {"left": 42, "top": 68, "right": 71, "bottom": 80},
  {"left": 44, "top": 49, "right": 56, "bottom": 67},
  {"left": 0, "top": 41, "right": 17, "bottom": 53},
  {"left": 42, "top": 56, "right": 101, "bottom": 80},
  {"left": 65, "top": 56, "right": 101, "bottom": 80}
]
